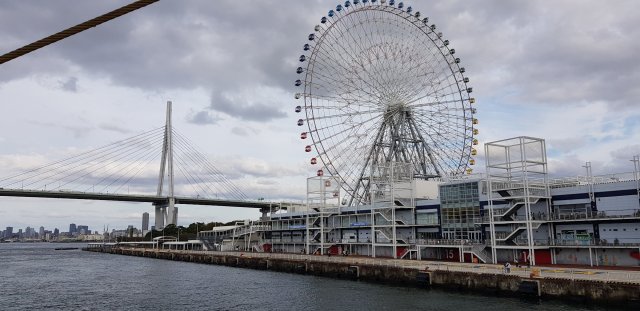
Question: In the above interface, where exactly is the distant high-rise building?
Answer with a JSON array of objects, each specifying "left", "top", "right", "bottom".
[
  {"left": 142, "top": 212, "right": 149, "bottom": 232},
  {"left": 69, "top": 223, "right": 77, "bottom": 234},
  {"left": 53, "top": 228, "right": 59, "bottom": 237},
  {"left": 77, "top": 225, "right": 89, "bottom": 235},
  {"left": 5, "top": 227, "right": 13, "bottom": 238},
  {"left": 39, "top": 226, "right": 45, "bottom": 238}
]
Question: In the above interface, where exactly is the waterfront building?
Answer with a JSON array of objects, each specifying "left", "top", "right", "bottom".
[
  {"left": 69, "top": 223, "right": 77, "bottom": 235},
  {"left": 5, "top": 226, "right": 13, "bottom": 238},
  {"left": 198, "top": 137, "right": 640, "bottom": 267}
]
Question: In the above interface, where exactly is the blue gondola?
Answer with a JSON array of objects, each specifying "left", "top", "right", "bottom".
[
  {"left": 328, "top": 10, "right": 335, "bottom": 17},
  {"left": 430, "top": 24, "right": 436, "bottom": 30},
  {"left": 321, "top": 16, "right": 327, "bottom": 24},
  {"left": 455, "top": 58, "right": 460, "bottom": 63},
  {"left": 295, "top": 80, "right": 302, "bottom": 86},
  {"left": 296, "top": 67, "right": 303, "bottom": 74},
  {"left": 449, "top": 49, "right": 455, "bottom": 55},
  {"left": 345, "top": 1, "right": 351, "bottom": 8},
  {"left": 414, "top": 11, "right": 420, "bottom": 18},
  {"left": 422, "top": 17, "right": 429, "bottom": 24},
  {"left": 389, "top": 0, "right": 395, "bottom": 6},
  {"left": 354, "top": 0, "right": 360, "bottom": 4},
  {"left": 299, "top": 55, "right": 306, "bottom": 62},
  {"left": 459, "top": 67, "right": 465, "bottom": 73},
  {"left": 467, "top": 87, "right": 473, "bottom": 93},
  {"left": 398, "top": 2, "right": 403, "bottom": 9},
  {"left": 443, "top": 40, "right": 449, "bottom": 46},
  {"left": 336, "top": 4, "right": 343, "bottom": 11},
  {"left": 297, "top": 119, "right": 304, "bottom": 126},
  {"left": 308, "top": 33, "right": 315, "bottom": 41},
  {"left": 463, "top": 77, "right": 469, "bottom": 83},
  {"left": 295, "top": 106, "right": 302, "bottom": 113},
  {"left": 303, "top": 44, "right": 310, "bottom": 51},
  {"left": 406, "top": 6, "right": 412, "bottom": 13}
]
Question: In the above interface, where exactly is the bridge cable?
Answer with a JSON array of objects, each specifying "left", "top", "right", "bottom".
[
  {"left": 0, "top": 0, "right": 160, "bottom": 65},
  {"left": 172, "top": 129, "right": 248, "bottom": 199},
  {"left": 172, "top": 132, "right": 248, "bottom": 200},
  {"left": 0, "top": 126, "right": 163, "bottom": 186},
  {"left": 9, "top": 129, "right": 164, "bottom": 190}
]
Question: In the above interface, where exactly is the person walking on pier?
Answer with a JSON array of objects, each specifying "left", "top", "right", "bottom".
[{"left": 504, "top": 262, "right": 511, "bottom": 274}]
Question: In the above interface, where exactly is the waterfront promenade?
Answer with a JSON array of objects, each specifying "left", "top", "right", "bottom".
[
  {"left": 196, "top": 251, "right": 640, "bottom": 284},
  {"left": 91, "top": 246, "right": 640, "bottom": 284}
]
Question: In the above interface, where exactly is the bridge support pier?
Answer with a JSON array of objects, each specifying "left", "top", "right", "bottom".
[
  {"left": 155, "top": 204, "right": 166, "bottom": 229},
  {"left": 154, "top": 101, "right": 176, "bottom": 229}
]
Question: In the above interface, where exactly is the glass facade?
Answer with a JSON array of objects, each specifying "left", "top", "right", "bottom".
[{"left": 439, "top": 181, "right": 482, "bottom": 242}]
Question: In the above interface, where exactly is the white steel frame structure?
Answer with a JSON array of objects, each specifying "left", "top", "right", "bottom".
[
  {"left": 305, "top": 175, "right": 341, "bottom": 255},
  {"left": 485, "top": 136, "right": 551, "bottom": 265},
  {"left": 370, "top": 161, "right": 415, "bottom": 258}
]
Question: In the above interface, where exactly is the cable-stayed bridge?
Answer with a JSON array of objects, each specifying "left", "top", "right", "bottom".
[{"left": 0, "top": 102, "right": 287, "bottom": 229}]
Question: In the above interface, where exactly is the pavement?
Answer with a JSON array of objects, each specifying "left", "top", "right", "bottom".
[{"left": 155, "top": 249, "right": 640, "bottom": 284}]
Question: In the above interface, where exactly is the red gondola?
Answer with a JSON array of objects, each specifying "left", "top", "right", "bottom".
[
  {"left": 305, "top": 145, "right": 312, "bottom": 152},
  {"left": 317, "top": 169, "right": 324, "bottom": 176},
  {"left": 300, "top": 132, "right": 308, "bottom": 139},
  {"left": 310, "top": 158, "right": 317, "bottom": 165}
]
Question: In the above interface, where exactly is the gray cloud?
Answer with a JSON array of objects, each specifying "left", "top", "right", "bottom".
[
  {"left": 186, "top": 110, "right": 221, "bottom": 125},
  {"left": 2, "top": 0, "right": 637, "bottom": 111},
  {"left": 98, "top": 123, "right": 131, "bottom": 134},
  {"left": 29, "top": 120, "right": 93, "bottom": 139},
  {"left": 60, "top": 76, "right": 78, "bottom": 92},
  {"left": 231, "top": 127, "right": 248, "bottom": 136},
  {"left": 210, "top": 90, "right": 287, "bottom": 122}
]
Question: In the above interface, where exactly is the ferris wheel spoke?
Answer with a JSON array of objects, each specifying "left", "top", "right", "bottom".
[
  {"left": 308, "top": 70, "right": 383, "bottom": 106},
  {"left": 311, "top": 115, "right": 383, "bottom": 153},
  {"left": 317, "top": 19, "right": 395, "bottom": 99}
]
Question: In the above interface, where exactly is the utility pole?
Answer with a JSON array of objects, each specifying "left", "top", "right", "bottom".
[{"left": 632, "top": 156, "right": 639, "bottom": 207}]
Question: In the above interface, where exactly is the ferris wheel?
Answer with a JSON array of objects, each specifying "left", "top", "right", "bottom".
[{"left": 294, "top": 0, "right": 478, "bottom": 206}]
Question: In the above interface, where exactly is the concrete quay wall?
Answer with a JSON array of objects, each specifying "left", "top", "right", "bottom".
[{"left": 84, "top": 248, "right": 639, "bottom": 307}]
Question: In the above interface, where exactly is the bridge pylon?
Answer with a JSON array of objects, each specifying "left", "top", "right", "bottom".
[{"left": 154, "top": 101, "right": 176, "bottom": 230}]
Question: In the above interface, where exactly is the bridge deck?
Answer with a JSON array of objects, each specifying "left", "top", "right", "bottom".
[{"left": 0, "top": 188, "right": 279, "bottom": 209}]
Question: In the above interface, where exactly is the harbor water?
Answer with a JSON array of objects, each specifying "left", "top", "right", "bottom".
[{"left": 0, "top": 243, "right": 611, "bottom": 310}]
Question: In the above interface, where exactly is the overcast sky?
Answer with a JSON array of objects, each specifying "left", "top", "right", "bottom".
[{"left": 1, "top": 0, "right": 639, "bottom": 232}]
